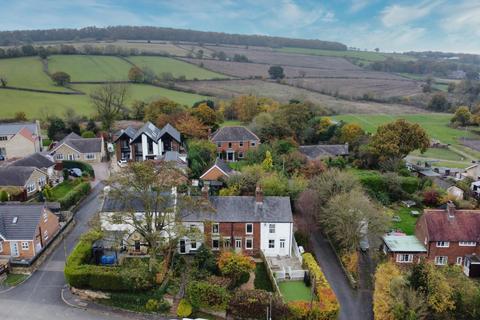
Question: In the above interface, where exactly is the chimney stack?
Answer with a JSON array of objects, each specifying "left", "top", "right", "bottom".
[
  {"left": 447, "top": 201, "right": 455, "bottom": 219},
  {"left": 201, "top": 185, "right": 209, "bottom": 200},
  {"left": 255, "top": 185, "right": 263, "bottom": 203}
]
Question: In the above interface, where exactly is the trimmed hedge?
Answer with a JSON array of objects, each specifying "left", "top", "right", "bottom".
[
  {"left": 64, "top": 230, "right": 153, "bottom": 292},
  {"left": 186, "top": 280, "right": 230, "bottom": 311},
  {"left": 58, "top": 181, "right": 91, "bottom": 210},
  {"left": 301, "top": 253, "right": 340, "bottom": 319},
  {"left": 63, "top": 160, "right": 95, "bottom": 178}
]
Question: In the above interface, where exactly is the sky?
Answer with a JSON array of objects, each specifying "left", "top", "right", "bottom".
[{"left": 0, "top": 0, "right": 479, "bottom": 54}]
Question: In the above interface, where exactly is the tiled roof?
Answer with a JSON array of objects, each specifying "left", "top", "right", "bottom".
[
  {"left": 383, "top": 235, "right": 427, "bottom": 252},
  {"left": 210, "top": 126, "right": 259, "bottom": 142},
  {"left": 0, "top": 166, "right": 38, "bottom": 186},
  {"left": 10, "top": 153, "right": 55, "bottom": 169},
  {"left": 158, "top": 123, "right": 181, "bottom": 143},
  {"left": 200, "top": 158, "right": 234, "bottom": 179},
  {"left": 131, "top": 121, "right": 162, "bottom": 142},
  {"left": 114, "top": 126, "right": 137, "bottom": 142},
  {"left": 0, "top": 122, "right": 39, "bottom": 136},
  {"left": 299, "top": 144, "right": 349, "bottom": 159},
  {"left": 0, "top": 204, "right": 48, "bottom": 240},
  {"left": 64, "top": 138, "right": 103, "bottom": 153},
  {"left": 421, "top": 209, "right": 480, "bottom": 242}
]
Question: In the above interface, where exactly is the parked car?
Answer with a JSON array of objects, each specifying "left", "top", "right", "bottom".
[
  {"left": 68, "top": 168, "right": 82, "bottom": 177},
  {"left": 0, "top": 155, "right": 5, "bottom": 161},
  {"left": 117, "top": 159, "right": 127, "bottom": 167}
]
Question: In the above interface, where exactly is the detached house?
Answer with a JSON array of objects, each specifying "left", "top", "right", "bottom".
[
  {"left": 51, "top": 133, "right": 104, "bottom": 163},
  {"left": 0, "top": 204, "right": 60, "bottom": 260},
  {"left": 0, "top": 121, "right": 42, "bottom": 160},
  {"left": 9, "top": 153, "right": 60, "bottom": 184},
  {"left": 210, "top": 126, "right": 260, "bottom": 162},
  {"left": 298, "top": 144, "right": 349, "bottom": 161},
  {"left": 200, "top": 158, "right": 237, "bottom": 186},
  {"left": 0, "top": 166, "right": 48, "bottom": 200}
]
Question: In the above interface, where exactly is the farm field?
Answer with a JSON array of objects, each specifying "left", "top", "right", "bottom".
[
  {"left": 48, "top": 55, "right": 132, "bottom": 81},
  {"left": 278, "top": 47, "right": 417, "bottom": 62},
  {"left": 0, "top": 57, "right": 71, "bottom": 92},
  {"left": 127, "top": 56, "right": 228, "bottom": 80}
]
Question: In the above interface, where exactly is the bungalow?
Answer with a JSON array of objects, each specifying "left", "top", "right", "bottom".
[
  {"left": 0, "top": 166, "right": 48, "bottom": 200},
  {"left": 210, "top": 126, "right": 260, "bottom": 162},
  {"left": 200, "top": 158, "right": 237, "bottom": 186},
  {"left": 9, "top": 153, "right": 60, "bottom": 184},
  {"left": 51, "top": 133, "right": 104, "bottom": 163},
  {"left": 298, "top": 143, "right": 349, "bottom": 161},
  {"left": 382, "top": 234, "right": 427, "bottom": 265},
  {"left": 0, "top": 204, "right": 60, "bottom": 261},
  {"left": 0, "top": 121, "right": 42, "bottom": 161}
]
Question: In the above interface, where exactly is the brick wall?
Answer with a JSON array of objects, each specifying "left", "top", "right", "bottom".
[
  {"left": 205, "top": 221, "right": 261, "bottom": 256},
  {"left": 34, "top": 209, "right": 60, "bottom": 252},
  {"left": 426, "top": 242, "right": 480, "bottom": 265},
  {"left": 216, "top": 140, "right": 259, "bottom": 160}
]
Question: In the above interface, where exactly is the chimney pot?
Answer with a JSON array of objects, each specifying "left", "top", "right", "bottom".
[{"left": 255, "top": 185, "right": 263, "bottom": 203}]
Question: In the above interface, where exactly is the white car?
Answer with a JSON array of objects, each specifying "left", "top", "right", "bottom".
[{"left": 117, "top": 159, "right": 128, "bottom": 167}]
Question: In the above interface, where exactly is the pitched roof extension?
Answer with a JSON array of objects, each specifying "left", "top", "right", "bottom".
[{"left": 383, "top": 235, "right": 427, "bottom": 252}]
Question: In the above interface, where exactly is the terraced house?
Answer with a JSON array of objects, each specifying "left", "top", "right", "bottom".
[
  {"left": 0, "top": 121, "right": 42, "bottom": 160},
  {"left": 210, "top": 126, "right": 260, "bottom": 162},
  {"left": 50, "top": 132, "right": 104, "bottom": 163}
]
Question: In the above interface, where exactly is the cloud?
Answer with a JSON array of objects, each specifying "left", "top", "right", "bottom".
[
  {"left": 350, "top": 0, "right": 371, "bottom": 13},
  {"left": 380, "top": 0, "right": 443, "bottom": 27},
  {"left": 441, "top": 1, "right": 480, "bottom": 34}
]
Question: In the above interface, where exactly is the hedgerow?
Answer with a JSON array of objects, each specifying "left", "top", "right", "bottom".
[{"left": 58, "top": 181, "right": 91, "bottom": 209}]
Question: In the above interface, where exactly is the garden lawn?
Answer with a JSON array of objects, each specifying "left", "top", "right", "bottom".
[
  {"left": 48, "top": 55, "right": 132, "bottom": 82},
  {"left": 49, "top": 179, "right": 81, "bottom": 200},
  {"left": 0, "top": 57, "right": 71, "bottom": 92},
  {"left": 3, "top": 274, "right": 28, "bottom": 287},
  {"left": 278, "top": 281, "right": 313, "bottom": 302},
  {"left": 254, "top": 263, "right": 273, "bottom": 292},
  {"left": 278, "top": 47, "right": 416, "bottom": 62},
  {"left": 221, "top": 120, "right": 243, "bottom": 127},
  {"left": 128, "top": 56, "right": 228, "bottom": 80},
  {"left": 99, "top": 288, "right": 168, "bottom": 313},
  {"left": 391, "top": 207, "right": 420, "bottom": 235}
]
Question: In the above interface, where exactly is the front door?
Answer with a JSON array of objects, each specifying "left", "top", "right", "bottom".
[
  {"left": 179, "top": 240, "right": 186, "bottom": 254},
  {"left": 11, "top": 242, "right": 19, "bottom": 257},
  {"left": 279, "top": 239, "right": 287, "bottom": 256},
  {"left": 235, "top": 239, "right": 242, "bottom": 252},
  {"left": 227, "top": 152, "right": 234, "bottom": 162},
  {"left": 68, "top": 154, "right": 75, "bottom": 160},
  {"left": 134, "top": 241, "right": 141, "bottom": 252}
]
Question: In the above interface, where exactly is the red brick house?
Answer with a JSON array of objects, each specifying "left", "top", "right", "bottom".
[
  {"left": 210, "top": 126, "right": 260, "bottom": 162},
  {"left": 200, "top": 158, "right": 237, "bottom": 186},
  {"left": 415, "top": 202, "right": 480, "bottom": 276},
  {"left": 0, "top": 204, "right": 60, "bottom": 261},
  {"left": 382, "top": 234, "right": 427, "bottom": 267}
]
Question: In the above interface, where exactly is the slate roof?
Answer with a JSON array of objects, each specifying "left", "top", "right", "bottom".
[
  {"left": 182, "top": 196, "right": 293, "bottom": 223},
  {"left": 0, "top": 122, "right": 39, "bottom": 136},
  {"left": 210, "top": 126, "right": 259, "bottom": 142},
  {"left": 0, "top": 204, "right": 48, "bottom": 240},
  {"left": 131, "top": 122, "right": 162, "bottom": 142},
  {"left": 383, "top": 235, "right": 427, "bottom": 252},
  {"left": 58, "top": 132, "right": 82, "bottom": 145},
  {"left": 114, "top": 126, "right": 137, "bottom": 142},
  {"left": 158, "top": 123, "right": 181, "bottom": 143},
  {"left": 0, "top": 167, "right": 39, "bottom": 186},
  {"left": 101, "top": 192, "right": 174, "bottom": 212},
  {"left": 10, "top": 153, "right": 55, "bottom": 169},
  {"left": 200, "top": 158, "right": 234, "bottom": 179},
  {"left": 54, "top": 133, "right": 102, "bottom": 154},
  {"left": 299, "top": 144, "right": 349, "bottom": 159},
  {"left": 420, "top": 209, "right": 480, "bottom": 242}
]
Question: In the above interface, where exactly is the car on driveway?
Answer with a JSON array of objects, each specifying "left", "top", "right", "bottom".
[{"left": 68, "top": 168, "right": 82, "bottom": 177}]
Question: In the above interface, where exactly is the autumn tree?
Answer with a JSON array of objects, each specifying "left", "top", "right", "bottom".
[
  {"left": 369, "top": 119, "right": 429, "bottom": 164},
  {"left": 51, "top": 71, "right": 71, "bottom": 86},
  {"left": 261, "top": 150, "right": 273, "bottom": 171},
  {"left": 428, "top": 93, "right": 449, "bottom": 111},
  {"left": 191, "top": 102, "right": 218, "bottom": 128},
  {"left": 131, "top": 100, "right": 147, "bottom": 120},
  {"left": 339, "top": 123, "right": 365, "bottom": 146},
  {"left": 128, "top": 66, "right": 144, "bottom": 83},
  {"left": 90, "top": 82, "right": 129, "bottom": 132},
  {"left": 175, "top": 113, "right": 209, "bottom": 139},
  {"left": 373, "top": 262, "right": 401, "bottom": 320},
  {"left": 144, "top": 98, "right": 185, "bottom": 125},
  {"left": 231, "top": 95, "right": 263, "bottom": 123},
  {"left": 309, "top": 169, "right": 360, "bottom": 207},
  {"left": 217, "top": 251, "right": 255, "bottom": 287},
  {"left": 451, "top": 106, "right": 471, "bottom": 126}
]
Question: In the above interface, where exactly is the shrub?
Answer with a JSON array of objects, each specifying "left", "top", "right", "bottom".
[
  {"left": 302, "top": 253, "right": 339, "bottom": 319},
  {"left": 63, "top": 160, "right": 95, "bottom": 178},
  {"left": 194, "top": 245, "right": 218, "bottom": 274},
  {"left": 288, "top": 301, "right": 323, "bottom": 320},
  {"left": 228, "top": 289, "right": 275, "bottom": 319},
  {"left": 145, "top": 299, "right": 160, "bottom": 312},
  {"left": 58, "top": 181, "right": 91, "bottom": 209},
  {"left": 186, "top": 281, "right": 230, "bottom": 310},
  {"left": 0, "top": 190, "right": 8, "bottom": 202},
  {"left": 177, "top": 299, "right": 193, "bottom": 317},
  {"left": 217, "top": 251, "right": 255, "bottom": 288},
  {"left": 81, "top": 131, "right": 96, "bottom": 138}
]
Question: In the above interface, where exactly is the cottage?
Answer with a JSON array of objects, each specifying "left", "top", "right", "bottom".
[
  {"left": 382, "top": 234, "right": 427, "bottom": 265},
  {"left": 200, "top": 158, "right": 237, "bottom": 186},
  {"left": 0, "top": 166, "right": 48, "bottom": 199},
  {"left": 210, "top": 126, "right": 260, "bottom": 162},
  {"left": 9, "top": 153, "right": 60, "bottom": 184},
  {"left": 51, "top": 133, "right": 104, "bottom": 163},
  {"left": 0, "top": 204, "right": 60, "bottom": 261},
  {"left": 298, "top": 143, "right": 349, "bottom": 160},
  {"left": 0, "top": 121, "right": 42, "bottom": 160}
]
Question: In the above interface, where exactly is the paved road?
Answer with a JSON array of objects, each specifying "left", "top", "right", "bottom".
[
  {"left": 311, "top": 232, "right": 373, "bottom": 320},
  {"left": 0, "top": 184, "right": 127, "bottom": 320}
]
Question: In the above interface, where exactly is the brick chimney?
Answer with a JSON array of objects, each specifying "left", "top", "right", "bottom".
[
  {"left": 447, "top": 201, "right": 455, "bottom": 219},
  {"left": 255, "top": 185, "right": 263, "bottom": 203},
  {"left": 201, "top": 185, "right": 209, "bottom": 200}
]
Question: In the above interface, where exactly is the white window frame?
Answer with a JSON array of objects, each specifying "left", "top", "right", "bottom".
[
  {"left": 0, "top": 241, "right": 3, "bottom": 253},
  {"left": 268, "top": 239, "right": 275, "bottom": 249},
  {"left": 245, "top": 238, "right": 253, "bottom": 250},
  {"left": 212, "top": 223, "right": 219, "bottom": 234},
  {"left": 55, "top": 153, "right": 64, "bottom": 161},
  {"left": 43, "top": 211, "right": 48, "bottom": 223},
  {"left": 235, "top": 238, "right": 242, "bottom": 249},
  {"left": 190, "top": 240, "right": 197, "bottom": 250},
  {"left": 26, "top": 183, "right": 36, "bottom": 193},
  {"left": 396, "top": 254, "right": 413, "bottom": 263},
  {"left": 21, "top": 241, "right": 29, "bottom": 250},
  {"left": 245, "top": 223, "right": 253, "bottom": 234},
  {"left": 217, "top": 142, "right": 221, "bottom": 148},
  {"left": 44, "top": 230, "right": 49, "bottom": 241},
  {"left": 0, "top": 136, "right": 7, "bottom": 141},
  {"left": 238, "top": 152, "right": 244, "bottom": 159},
  {"left": 436, "top": 241, "right": 449, "bottom": 248},
  {"left": 85, "top": 153, "right": 96, "bottom": 160},
  {"left": 38, "top": 176, "right": 46, "bottom": 187},
  {"left": 239, "top": 141, "right": 244, "bottom": 147},
  {"left": 280, "top": 239, "right": 286, "bottom": 249},
  {"left": 269, "top": 224, "right": 275, "bottom": 234},
  {"left": 435, "top": 256, "right": 448, "bottom": 265},
  {"left": 251, "top": 141, "right": 256, "bottom": 147},
  {"left": 212, "top": 238, "right": 220, "bottom": 250},
  {"left": 224, "top": 238, "right": 231, "bottom": 248},
  {"left": 459, "top": 241, "right": 476, "bottom": 246},
  {"left": 456, "top": 257, "right": 463, "bottom": 265}
]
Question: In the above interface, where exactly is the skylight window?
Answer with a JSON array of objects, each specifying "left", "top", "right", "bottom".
[{"left": 12, "top": 217, "right": 18, "bottom": 224}]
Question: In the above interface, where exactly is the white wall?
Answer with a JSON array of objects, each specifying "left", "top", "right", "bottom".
[
  {"left": 260, "top": 222, "right": 292, "bottom": 257},
  {"left": 179, "top": 222, "right": 204, "bottom": 254},
  {"left": 141, "top": 134, "right": 161, "bottom": 160}
]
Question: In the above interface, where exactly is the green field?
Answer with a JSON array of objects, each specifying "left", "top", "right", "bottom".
[
  {"left": 278, "top": 47, "right": 416, "bottom": 62},
  {"left": 128, "top": 56, "right": 228, "bottom": 80},
  {"left": 0, "top": 57, "right": 70, "bottom": 92},
  {"left": 48, "top": 55, "right": 132, "bottom": 81}
]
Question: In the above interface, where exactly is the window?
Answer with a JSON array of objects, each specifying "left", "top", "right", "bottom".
[
  {"left": 269, "top": 240, "right": 275, "bottom": 249},
  {"left": 235, "top": 239, "right": 242, "bottom": 249},
  {"left": 43, "top": 210, "right": 48, "bottom": 223},
  {"left": 44, "top": 230, "right": 49, "bottom": 241},
  {"left": 251, "top": 141, "right": 256, "bottom": 147},
  {"left": 85, "top": 153, "right": 96, "bottom": 160},
  {"left": 0, "top": 136, "right": 7, "bottom": 141},
  {"left": 224, "top": 238, "right": 231, "bottom": 248},
  {"left": 245, "top": 238, "right": 253, "bottom": 250},
  {"left": 12, "top": 217, "right": 18, "bottom": 224},
  {"left": 0, "top": 241, "right": 3, "bottom": 253},
  {"left": 212, "top": 238, "right": 220, "bottom": 250},
  {"left": 239, "top": 141, "right": 243, "bottom": 147},
  {"left": 456, "top": 257, "right": 463, "bottom": 265},
  {"left": 246, "top": 223, "right": 253, "bottom": 234},
  {"left": 212, "top": 223, "right": 219, "bottom": 234},
  {"left": 21, "top": 242, "right": 29, "bottom": 250},
  {"left": 396, "top": 254, "right": 413, "bottom": 263},
  {"left": 436, "top": 241, "right": 449, "bottom": 248},
  {"left": 190, "top": 241, "right": 197, "bottom": 250},
  {"left": 26, "top": 183, "right": 36, "bottom": 193},
  {"left": 0, "top": 147, "right": 6, "bottom": 156},
  {"left": 38, "top": 177, "right": 46, "bottom": 187},
  {"left": 238, "top": 152, "right": 244, "bottom": 159},
  {"left": 459, "top": 241, "right": 476, "bottom": 246},
  {"left": 55, "top": 153, "right": 64, "bottom": 161},
  {"left": 280, "top": 239, "right": 286, "bottom": 249},
  {"left": 269, "top": 224, "right": 275, "bottom": 234},
  {"left": 435, "top": 256, "right": 448, "bottom": 265},
  {"left": 217, "top": 142, "right": 221, "bottom": 148},
  {"left": 228, "top": 142, "right": 232, "bottom": 148}
]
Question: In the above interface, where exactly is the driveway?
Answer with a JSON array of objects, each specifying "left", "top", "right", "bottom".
[
  {"left": 91, "top": 162, "right": 110, "bottom": 187},
  {"left": 0, "top": 184, "right": 128, "bottom": 320},
  {"left": 311, "top": 231, "right": 373, "bottom": 320}
]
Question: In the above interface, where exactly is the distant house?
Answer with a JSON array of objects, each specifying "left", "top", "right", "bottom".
[
  {"left": 471, "top": 181, "right": 480, "bottom": 197},
  {"left": 200, "top": 158, "right": 237, "bottom": 186},
  {"left": 298, "top": 144, "right": 349, "bottom": 160},
  {"left": 415, "top": 202, "right": 480, "bottom": 277},
  {"left": 9, "top": 153, "right": 60, "bottom": 184},
  {"left": 0, "top": 204, "right": 60, "bottom": 261},
  {"left": 0, "top": 121, "right": 42, "bottom": 160},
  {"left": 51, "top": 133, "right": 104, "bottom": 163},
  {"left": 382, "top": 234, "right": 427, "bottom": 265},
  {"left": 462, "top": 163, "right": 480, "bottom": 181},
  {"left": 114, "top": 122, "right": 182, "bottom": 162},
  {"left": 210, "top": 126, "right": 260, "bottom": 162},
  {"left": 0, "top": 166, "right": 48, "bottom": 200}
]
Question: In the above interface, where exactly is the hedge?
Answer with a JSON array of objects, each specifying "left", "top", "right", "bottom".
[
  {"left": 58, "top": 181, "right": 91, "bottom": 210},
  {"left": 186, "top": 281, "right": 230, "bottom": 311},
  {"left": 63, "top": 160, "right": 95, "bottom": 178},
  {"left": 301, "top": 253, "right": 340, "bottom": 319},
  {"left": 64, "top": 230, "right": 153, "bottom": 292}
]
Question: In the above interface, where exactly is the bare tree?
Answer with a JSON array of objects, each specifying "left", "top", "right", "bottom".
[{"left": 90, "top": 82, "right": 129, "bottom": 132}]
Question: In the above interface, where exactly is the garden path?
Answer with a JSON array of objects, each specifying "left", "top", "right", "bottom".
[{"left": 240, "top": 271, "right": 256, "bottom": 290}]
